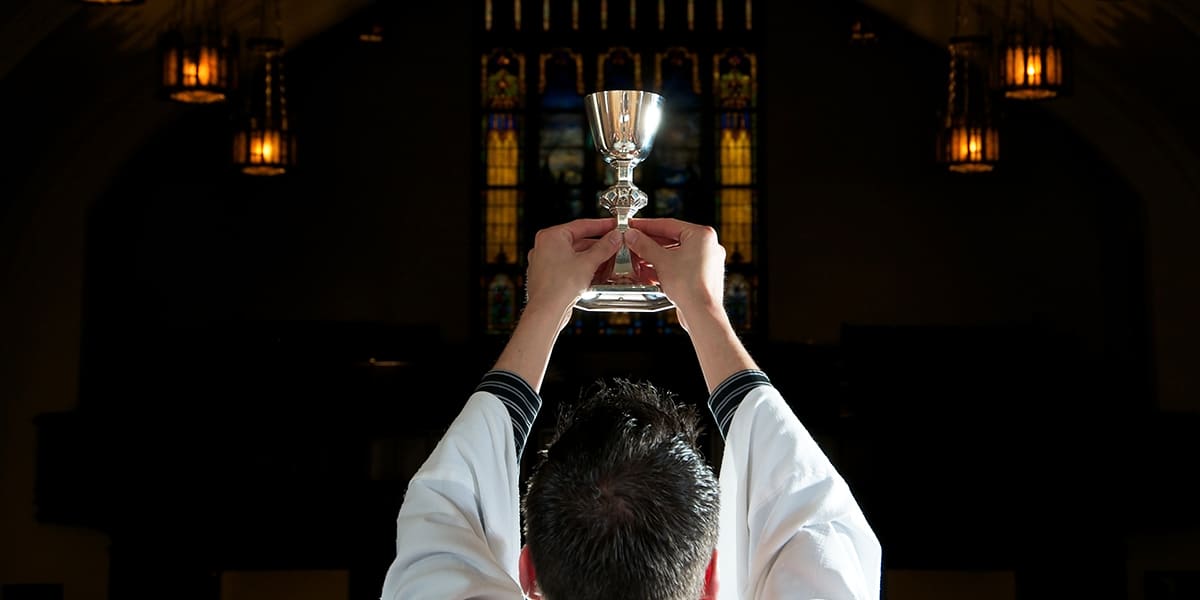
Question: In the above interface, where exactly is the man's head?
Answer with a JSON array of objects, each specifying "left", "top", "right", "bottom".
[{"left": 520, "top": 380, "right": 720, "bottom": 600}]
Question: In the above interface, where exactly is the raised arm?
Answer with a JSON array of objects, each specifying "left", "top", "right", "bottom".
[
  {"left": 627, "top": 219, "right": 882, "bottom": 600},
  {"left": 381, "top": 220, "right": 620, "bottom": 600},
  {"left": 493, "top": 219, "right": 622, "bottom": 389}
]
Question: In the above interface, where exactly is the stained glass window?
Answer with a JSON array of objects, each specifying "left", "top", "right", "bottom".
[
  {"left": 481, "top": 47, "right": 525, "bottom": 332},
  {"left": 652, "top": 47, "right": 701, "bottom": 221},
  {"left": 539, "top": 49, "right": 587, "bottom": 224},
  {"left": 658, "top": 113, "right": 702, "bottom": 185},
  {"left": 476, "top": 1, "right": 763, "bottom": 336},
  {"left": 715, "top": 48, "right": 757, "bottom": 330},
  {"left": 484, "top": 49, "right": 525, "bottom": 110},
  {"left": 715, "top": 48, "right": 755, "bottom": 109},
  {"left": 540, "top": 49, "right": 583, "bottom": 108},
  {"left": 656, "top": 47, "right": 700, "bottom": 108},
  {"left": 540, "top": 115, "right": 584, "bottom": 186}
]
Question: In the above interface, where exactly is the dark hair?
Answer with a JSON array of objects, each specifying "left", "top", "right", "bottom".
[{"left": 523, "top": 380, "right": 720, "bottom": 600}]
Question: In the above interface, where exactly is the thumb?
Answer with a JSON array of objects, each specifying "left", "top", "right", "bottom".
[
  {"left": 624, "top": 228, "right": 667, "bottom": 265},
  {"left": 580, "top": 229, "right": 622, "bottom": 267}
]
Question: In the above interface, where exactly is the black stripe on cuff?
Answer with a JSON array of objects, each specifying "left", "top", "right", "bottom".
[
  {"left": 708, "top": 370, "right": 772, "bottom": 439},
  {"left": 476, "top": 370, "right": 543, "bottom": 458}
]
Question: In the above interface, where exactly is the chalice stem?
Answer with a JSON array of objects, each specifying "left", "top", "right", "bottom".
[
  {"left": 609, "top": 159, "right": 637, "bottom": 279},
  {"left": 613, "top": 209, "right": 634, "bottom": 278}
]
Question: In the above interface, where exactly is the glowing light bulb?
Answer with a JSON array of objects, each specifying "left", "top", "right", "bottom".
[{"left": 198, "top": 56, "right": 211, "bottom": 85}]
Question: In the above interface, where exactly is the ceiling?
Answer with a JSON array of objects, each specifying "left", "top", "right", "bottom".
[{"left": 0, "top": 0, "right": 371, "bottom": 81}]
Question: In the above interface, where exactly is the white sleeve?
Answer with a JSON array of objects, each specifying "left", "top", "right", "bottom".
[
  {"left": 380, "top": 371, "right": 540, "bottom": 600},
  {"left": 712, "top": 372, "right": 881, "bottom": 600}
]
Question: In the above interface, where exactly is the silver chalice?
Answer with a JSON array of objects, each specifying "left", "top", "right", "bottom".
[{"left": 576, "top": 90, "right": 674, "bottom": 312}]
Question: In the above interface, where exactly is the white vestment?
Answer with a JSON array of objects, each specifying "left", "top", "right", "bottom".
[{"left": 381, "top": 371, "right": 881, "bottom": 599}]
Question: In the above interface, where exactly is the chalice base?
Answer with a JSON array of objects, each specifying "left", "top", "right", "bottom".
[{"left": 576, "top": 284, "right": 674, "bottom": 312}]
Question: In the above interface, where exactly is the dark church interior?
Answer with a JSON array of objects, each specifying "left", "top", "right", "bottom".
[{"left": 2, "top": 0, "right": 1198, "bottom": 599}]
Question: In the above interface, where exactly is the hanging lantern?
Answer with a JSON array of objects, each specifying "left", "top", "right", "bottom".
[
  {"left": 160, "top": 1, "right": 237, "bottom": 104},
  {"left": 999, "top": 0, "right": 1066, "bottom": 100},
  {"left": 233, "top": 38, "right": 295, "bottom": 176},
  {"left": 937, "top": 35, "right": 999, "bottom": 173}
]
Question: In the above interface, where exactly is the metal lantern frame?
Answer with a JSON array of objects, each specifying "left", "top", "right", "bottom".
[{"left": 160, "top": 0, "right": 238, "bottom": 104}]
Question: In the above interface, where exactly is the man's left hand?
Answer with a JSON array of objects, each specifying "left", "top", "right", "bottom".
[{"left": 524, "top": 218, "right": 621, "bottom": 329}]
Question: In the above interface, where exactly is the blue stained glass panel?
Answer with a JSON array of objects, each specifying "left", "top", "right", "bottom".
[
  {"left": 659, "top": 49, "right": 700, "bottom": 109},
  {"left": 602, "top": 48, "right": 639, "bottom": 89},
  {"left": 542, "top": 50, "right": 583, "bottom": 109},
  {"left": 539, "top": 113, "right": 585, "bottom": 185},
  {"left": 653, "top": 188, "right": 685, "bottom": 217},
  {"left": 656, "top": 112, "right": 701, "bottom": 186}
]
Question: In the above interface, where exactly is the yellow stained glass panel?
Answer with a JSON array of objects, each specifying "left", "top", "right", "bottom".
[
  {"left": 486, "top": 125, "right": 519, "bottom": 186},
  {"left": 718, "top": 125, "right": 752, "bottom": 185},
  {"left": 719, "top": 189, "right": 753, "bottom": 263},
  {"left": 485, "top": 190, "right": 519, "bottom": 263}
]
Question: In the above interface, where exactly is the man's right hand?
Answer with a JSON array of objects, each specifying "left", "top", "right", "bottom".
[
  {"left": 624, "top": 218, "right": 727, "bottom": 331},
  {"left": 624, "top": 218, "right": 758, "bottom": 392}
]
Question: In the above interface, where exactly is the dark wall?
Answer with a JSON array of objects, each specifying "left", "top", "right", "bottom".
[
  {"left": 764, "top": 2, "right": 1145, "bottom": 362},
  {"left": 86, "top": 7, "right": 474, "bottom": 344}
]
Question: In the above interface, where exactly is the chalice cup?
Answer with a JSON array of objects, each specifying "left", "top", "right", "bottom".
[{"left": 575, "top": 90, "right": 674, "bottom": 312}]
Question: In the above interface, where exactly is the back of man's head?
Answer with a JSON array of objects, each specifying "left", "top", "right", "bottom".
[{"left": 523, "top": 380, "right": 720, "bottom": 600}]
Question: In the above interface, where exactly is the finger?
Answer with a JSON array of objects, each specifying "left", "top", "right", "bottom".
[
  {"left": 579, "top": 229, "right": 623, "bottom": 268},
  {"left": 623, "top": 228, "right": 669, "bottom": 265},
  {"left": 573, "top": 238, "right": 600, "bottom": 252},
  {"left": 629, "top": 218, "right": 692, "bottom": 242},
  {"left": 556, "top": 218, "right": 618, "bottom": 240},
  {"left": 650, "top": 235, "right": 680, "bottom": 249}
]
